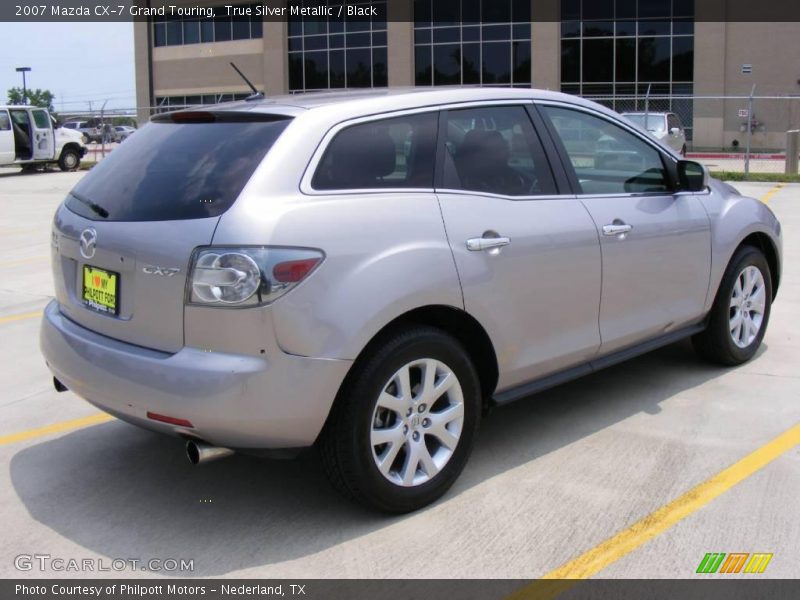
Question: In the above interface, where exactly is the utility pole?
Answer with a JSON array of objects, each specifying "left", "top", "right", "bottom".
[{"left": 15, "top": 67, "right": 31, "bottom": 104}]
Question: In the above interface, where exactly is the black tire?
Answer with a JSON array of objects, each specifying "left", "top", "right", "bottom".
[
  {"left": 58, "top": 147, "right": 81, "bottom": 171},
  {"left": 681, "top": 144, "right": 687, "bottom": 157},
  {"left": 693, "top": 245, "right": 772, "bottom": 366},
  {"left": 319, "top": 326, "right": 482, "bottom": 513}
]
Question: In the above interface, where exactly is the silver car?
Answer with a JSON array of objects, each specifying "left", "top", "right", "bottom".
[
  {"left": 41, "top": 89, "right": 781, "bottom": 512},
  {"left": 621, "top": 111, "right": 688, "bottom": 156}
]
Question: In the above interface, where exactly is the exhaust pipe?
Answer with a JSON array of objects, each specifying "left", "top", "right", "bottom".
[{"left": 186, "top": 440, "right": 234, "bottom": 465}]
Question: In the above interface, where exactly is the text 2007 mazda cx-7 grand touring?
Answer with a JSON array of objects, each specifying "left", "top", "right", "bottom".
[{"left": 41, "top": 89, "right": 782, "bottom": 512}]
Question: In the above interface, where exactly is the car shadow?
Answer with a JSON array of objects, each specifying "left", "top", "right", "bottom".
[{"left": 9, "top": 339, "right": 743, "bottom": 577}]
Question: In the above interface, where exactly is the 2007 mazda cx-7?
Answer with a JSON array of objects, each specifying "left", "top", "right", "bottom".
[{"left": 41, "top": 89, "right": 782, "bottom": 512}]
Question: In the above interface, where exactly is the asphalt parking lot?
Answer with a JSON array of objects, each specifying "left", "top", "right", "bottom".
[{"left": 0, "top": 167, "right": 798, "bottom": 580}]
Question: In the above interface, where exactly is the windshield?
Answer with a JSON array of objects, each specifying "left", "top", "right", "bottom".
[
  {"left": 623, "top": 114, "right": 666, "bottom": 133},
  {"left": 65, "top": 117, "right": 291, "bottom": 221}
]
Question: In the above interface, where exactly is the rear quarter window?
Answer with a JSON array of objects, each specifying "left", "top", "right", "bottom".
[
  {"left": 311, "top": 112, "right": 438, "bottom": 190},
  {"left": 0, "top": 111, "right": 9, "bottom": 131},
  {"left": 65, "top": 116, "right": 291, "bottom": 221}
]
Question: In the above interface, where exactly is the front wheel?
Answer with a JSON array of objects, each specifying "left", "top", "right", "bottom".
[
  {"left": 319, "top": 326, "right": 482, "bottom": 513},
  {"left": 693, "top": 245, "right": 772, "bottom": 365},
  {"left": 58, "top": 148, "right": 80, "bottom": 171}
]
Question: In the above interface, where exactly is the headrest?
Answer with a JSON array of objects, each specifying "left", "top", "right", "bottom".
[{"left": 460, "top": 129, "right": 509, "bottom": 164}]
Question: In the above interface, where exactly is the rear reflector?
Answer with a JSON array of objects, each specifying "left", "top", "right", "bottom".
[
  {"left": 272, "top": 258, "right": 321, "bottom": 283},
  {"left": 146, "top": 412, "right": 194, "bottom": 428}
]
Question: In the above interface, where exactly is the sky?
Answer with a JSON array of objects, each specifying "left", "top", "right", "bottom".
[{"left": 0, "top": 22, "right": 135, "bottom": 113}]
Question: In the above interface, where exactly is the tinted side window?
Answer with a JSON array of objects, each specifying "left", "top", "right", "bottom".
[
  {"left": 32, "top": 110, "right": 50, "bottom": 129},
  {"left": 441, "top": 106, "right": 556, "bottom": 197},
  {"left": 312, "top": 112, "right": 438, "bottom": 190},
  {"left": 0, "top": 111, "right": 9, "bottom": 131},
  {"left": 542, "top": 106, "right": 671, "bottom": 195}
]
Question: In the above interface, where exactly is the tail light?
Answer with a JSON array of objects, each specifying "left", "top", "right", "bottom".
[{"left": 187, "top": 247, "right": 324, "bottom": 307}]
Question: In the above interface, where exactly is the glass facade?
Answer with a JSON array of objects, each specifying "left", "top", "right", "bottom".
[
  {"left": 153, "top": 4, "right": 263, "bottom": 47},
  {"left": 413, "top": 0, "right": 532, "bottom": 87},
  {"left": 560, "top": 0, "right": 695, "bottom": 135},
  {"left": 288, "top": 0, "right": 388, "bottom": 92}
]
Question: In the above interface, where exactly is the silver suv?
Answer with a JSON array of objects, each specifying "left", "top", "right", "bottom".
[
  {"left": 621, "top": 111, "right": 688, "bottom": 156},
  {"left": 41, "top": 89, "right": 782, "bottom": 512}
]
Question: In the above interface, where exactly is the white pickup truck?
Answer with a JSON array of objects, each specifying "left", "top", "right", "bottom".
[{"left": 0, "top": 105, "right": 87, "bottom": 171}]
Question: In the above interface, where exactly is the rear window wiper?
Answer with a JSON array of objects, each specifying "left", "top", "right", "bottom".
[{"left": 70, "top": 192, "right": 109, "bottom": 219}]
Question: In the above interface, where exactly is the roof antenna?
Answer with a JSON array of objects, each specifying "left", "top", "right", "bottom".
[{"left": 229, "top": 61, "right": 264, "bottom": 101}]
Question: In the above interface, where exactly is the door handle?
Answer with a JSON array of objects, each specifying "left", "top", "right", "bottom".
[
  {"left": 466, "top": 236, "right": 511, "bottom": 251},
  {"left": 602, "top": 223, "right": 633, "bottom": 236}
]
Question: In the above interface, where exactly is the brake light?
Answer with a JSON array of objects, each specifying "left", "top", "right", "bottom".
[
  {"left": 169, "top": 111, "right": 215, "bottom": 123},
  {"left": 273, "top": 258, "right": 322, "bottom": 283}
]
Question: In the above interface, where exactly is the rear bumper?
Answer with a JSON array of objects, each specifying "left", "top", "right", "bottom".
[{"left": 40, "top": 300, "right": 352, "bottom": 449}]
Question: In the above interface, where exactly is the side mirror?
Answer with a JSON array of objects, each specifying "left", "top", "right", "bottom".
[
  {"left": 677, "top": 160, "right": 708, "bottom": 192},
  {"left": 670, "top": 127, "right": 681, "bottom": 136}
]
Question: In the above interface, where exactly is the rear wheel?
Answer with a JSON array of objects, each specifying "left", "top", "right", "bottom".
[
  {"left": 320, "top": 326, "right": 482, "bottom": 513},
  {"left": 58, "top": 147, "right": 80, "bottom": 171},
  {"left": 693, "top": 246, "right": 772, "bottom": 365},
  {"left": 680, "top": 144, "right": 687, "bottom": 157}
]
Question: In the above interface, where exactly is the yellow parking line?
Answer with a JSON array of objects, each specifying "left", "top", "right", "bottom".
[
  {"left": 760, "top": 183, "right": 785, "bottom": 204},
  {"left": 0, "top": 311, "right": 42, "bottom": 325},
  {"left": 509, "top": 423, "right": 800, "bottom": 599},
  {"left": 0, "top": 413, "right": 115, "bottom": 447}
]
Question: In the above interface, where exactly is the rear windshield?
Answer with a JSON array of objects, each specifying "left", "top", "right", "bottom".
[{"left": 65, "top": 117, "right": 291, "bottom": 221}]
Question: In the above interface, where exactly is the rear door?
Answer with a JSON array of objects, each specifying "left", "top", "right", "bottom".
[
  {"left": 435, "top": 104, "right": 601, "bottom": 391},
  {"left": 538, "top": 103, "right": 710, "bottom": 354},
  {"left": 0, "top": 110, "right": 13, "bottom": 163},
  {"left": 31, "top": 109, "right": 54, "bottom": 159},
  {"left": 52, "top": 113, "right": 292, "bottom": 353}
]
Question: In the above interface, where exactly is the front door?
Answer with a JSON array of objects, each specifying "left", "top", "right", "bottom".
[
  {"left": 31, "top": 109, "right": 54, "bottom": 160},
  {"left": 436, "top": 104, "right": 602, "bottom": 391},
  {"left": 539, "top": 104, "right": 711, "bottom": 354}
]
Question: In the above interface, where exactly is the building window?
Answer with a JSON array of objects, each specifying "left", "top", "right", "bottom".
[
  {"left": 288, "top": 0, "right": 388, "bottom": 92},
  {"left": 153, "top": 3, "right": 263, "bottom": 47},
  {"left": 154, "top": 93, "right": 251, "bottom": 112},
  {"left": 560, "top": 0, "right": 695, "bottom": 136},
  {"left": 414, "top": 0, "right": 532, "bottom": 87}
]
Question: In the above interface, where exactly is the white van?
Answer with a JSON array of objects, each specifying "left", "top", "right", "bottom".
[{"left": 0, "top": 105, "right": 87, "bottom": 171}]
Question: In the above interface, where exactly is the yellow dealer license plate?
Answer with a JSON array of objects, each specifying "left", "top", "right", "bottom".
[{"left": 82, "top": 266, "right": 119, "bottom": 315}]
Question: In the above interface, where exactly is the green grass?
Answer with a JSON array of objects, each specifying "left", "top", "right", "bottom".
[{"left": 711, "top": 171, "right": 800, "bottom": 183}]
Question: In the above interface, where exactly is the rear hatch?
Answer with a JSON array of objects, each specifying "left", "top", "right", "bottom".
[{"left": 52, "top": 111, "right": 291, "bottom": 353}]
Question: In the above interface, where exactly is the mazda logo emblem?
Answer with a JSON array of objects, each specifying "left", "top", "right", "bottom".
[{"left": 79, "top": 228, "right": 97, "bottom": 259}]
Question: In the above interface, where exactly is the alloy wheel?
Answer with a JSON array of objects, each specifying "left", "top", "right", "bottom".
[
  {"left": 729, "top": 265, "right": 766, "bottom": 348},
  {"left": 370, "top": 358, "right": 464, "bottom": 487}
]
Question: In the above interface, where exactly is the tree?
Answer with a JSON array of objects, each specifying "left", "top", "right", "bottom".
[{"left": 7, "top": 87, "right": 55, "bottom": 111}]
